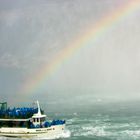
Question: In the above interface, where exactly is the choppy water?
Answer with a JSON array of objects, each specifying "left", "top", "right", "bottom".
[{"left": 1, "top": 101, "right": 140, "bottom": 140}]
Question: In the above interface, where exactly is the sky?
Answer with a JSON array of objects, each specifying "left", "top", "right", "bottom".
[{"left": 0, "top": 0, "right": 140, "bottom": 106}]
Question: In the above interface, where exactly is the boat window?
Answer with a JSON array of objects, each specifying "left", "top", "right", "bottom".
[
  {"left": 40, "top": 117, "right": 45, "bottom": 122},
  {"left": 0, "top": 120, "right": 28, "bottom": 128}
]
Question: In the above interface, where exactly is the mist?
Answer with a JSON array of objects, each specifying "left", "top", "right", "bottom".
[{"left": 0, "top": 0, "right": 140, "bottom": 107}]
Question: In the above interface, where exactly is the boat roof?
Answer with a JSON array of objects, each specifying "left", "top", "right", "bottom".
[
  {"left": 0, "top": 118, "right": 30, "bottom": 121},
  {"left": 32, "top": 113, "right": 46, "bottom": 118},
  {"left": 0, "top": 107, "right": 38, "bottom": 119},
  {"left": 0, "top": 101, "right": 46, "bottom": 120}
]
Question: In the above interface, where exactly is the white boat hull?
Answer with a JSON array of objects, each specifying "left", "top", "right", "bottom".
[{"left": 0, "top": 124, "right": 65, "bottom": 138}]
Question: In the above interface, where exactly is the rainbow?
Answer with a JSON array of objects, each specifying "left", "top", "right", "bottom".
[{"left": 20, "top": 1, "right": 140, "bottom": 97}]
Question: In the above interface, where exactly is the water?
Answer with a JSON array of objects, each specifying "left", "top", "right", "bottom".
[{"left": 1, "top": 100, "right": 140, "bottom": 140}]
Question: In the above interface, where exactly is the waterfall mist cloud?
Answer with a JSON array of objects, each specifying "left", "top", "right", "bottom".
[{"left": 0, "top": 0, "right": 140, "bottom": 105}]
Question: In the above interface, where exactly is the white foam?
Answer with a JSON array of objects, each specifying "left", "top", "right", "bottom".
[
  {"left": 58, "top": 129, "right": 71, "bottom": 138},
  {"left": 122, "top": 130, "right": 140, "bottom": 138},
  {"left": 67, "top": 117, "right": 79, "bottom": 125},
  {"left": 74, "top": 125, "right": 111, "bottom": 137},
  {"left": 73, "top": 112, "right": 78, "bottom": 116}
]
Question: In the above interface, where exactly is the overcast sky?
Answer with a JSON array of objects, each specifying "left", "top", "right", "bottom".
[{"left": 0, "top": 0, "right": 140, "bottom": 106}]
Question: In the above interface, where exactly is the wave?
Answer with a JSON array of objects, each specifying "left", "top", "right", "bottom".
[
  {"left": 121, "top": 130, "right": 140, "bottom": 138},
  {"left": 66, "top": 116, "right": 140, "bottom": 139},
  {"left": 73, "top": 125, "right": 111, "bottom": 137},
  {"left": 58, "top": 129, "right": 71, "bottom": 139}
]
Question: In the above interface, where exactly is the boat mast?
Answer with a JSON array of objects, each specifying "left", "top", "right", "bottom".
[{"left": 36, "top": 100, "right": 41, "bottom": 115}]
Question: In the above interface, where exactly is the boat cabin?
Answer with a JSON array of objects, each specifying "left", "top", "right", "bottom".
[
  {"left": 31, "top": 101, "right": 46, "bottom": 127},
  {"left": 0, "top": 101, "right": 46, "bottom": 128}
]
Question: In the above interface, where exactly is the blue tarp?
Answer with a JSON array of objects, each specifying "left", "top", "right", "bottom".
[
  {"left": 44, "top": 120, "right": 65, "bottom": 127},
  {"left": 0, "top": 107, "right": 38, "bottom": 119}
]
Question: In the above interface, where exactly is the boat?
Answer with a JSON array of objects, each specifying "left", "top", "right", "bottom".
[{"left": 0, "top": 101, "right": 66, "bottom": 138}]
